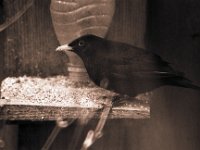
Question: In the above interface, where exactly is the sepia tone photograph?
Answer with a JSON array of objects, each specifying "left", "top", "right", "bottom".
[{"left": 0, "top": 0, "right": 200, "bottom": 149}]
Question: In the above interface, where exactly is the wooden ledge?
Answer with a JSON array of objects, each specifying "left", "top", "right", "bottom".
[
  {"left": 0, "top": 76, "right": 150, "bottom": 120},
  {"left": 0, "top": 100, "right": 149, "bottom": 120}
]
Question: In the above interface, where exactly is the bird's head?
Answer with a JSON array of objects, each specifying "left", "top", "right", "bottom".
[{"left": 56, "top": 34, "right": 104, "bottom": 59}]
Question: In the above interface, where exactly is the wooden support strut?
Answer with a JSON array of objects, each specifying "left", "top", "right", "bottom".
[{"left": 81, "top": 99, "right": 112, "bottom": 150}]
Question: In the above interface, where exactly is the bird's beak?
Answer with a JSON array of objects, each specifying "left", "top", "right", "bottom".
[{"left": 56, "top": 44, "right": 73, "bottom": 52}]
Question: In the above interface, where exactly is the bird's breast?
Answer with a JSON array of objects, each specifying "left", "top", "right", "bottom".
[{"left": 85, "top": 62, "right": 108, "bottom": 86}]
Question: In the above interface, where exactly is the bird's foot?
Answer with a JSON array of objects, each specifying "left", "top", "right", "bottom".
[
  {"left": 112, "top": 95, "right": 130, "bottom": 107},
  {"left": 97, "top": 95, "right": 131, "bottom": 108},
  {"left": 97, "top": 95, "right": 113, "bottom": 108}
]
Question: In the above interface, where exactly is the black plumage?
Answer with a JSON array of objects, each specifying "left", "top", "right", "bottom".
[{"left": 57, "top": 34, "right": 200, "bottom": 97}]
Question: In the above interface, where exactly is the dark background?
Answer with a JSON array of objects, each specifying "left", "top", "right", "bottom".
[{"left": 1, "top": 0, "right": 200, "bottom": 149}]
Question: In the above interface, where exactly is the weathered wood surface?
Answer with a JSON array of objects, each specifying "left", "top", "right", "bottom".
[
  {"left": 0, "top": 76, "right": 150, "bottom": 120},
  {"left": 0, "top": 102, "right": 149, "bottom": 121},
  {"left": 2, "top": 0, "right": 66, "bottom": 77}
]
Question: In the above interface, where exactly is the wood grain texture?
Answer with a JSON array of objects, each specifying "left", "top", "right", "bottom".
[
  {"left": 3, "top": 0, "right": 67, "bottom": 77},
  {"left": 0, "top": 103, "right": 149, "bottom": 121},
  {"left": 107, "top": 0, "right": 147, "bottom": 48}
]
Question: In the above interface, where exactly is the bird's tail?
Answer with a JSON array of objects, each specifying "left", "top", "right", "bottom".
[{"left": 169, "top": 76, "right": 200, "bottom": 90}]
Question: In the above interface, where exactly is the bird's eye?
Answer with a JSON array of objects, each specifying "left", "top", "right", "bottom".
[{"left": 78, "top": 40, "right": 85, "bottom": 47}]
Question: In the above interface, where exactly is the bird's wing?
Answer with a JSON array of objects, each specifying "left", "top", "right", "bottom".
[
  {"left": 99, "top": 43, "right": 179, "bottom": 79},
  {"left": 110, "top": 67, "right": 177, "bottom": 80}
]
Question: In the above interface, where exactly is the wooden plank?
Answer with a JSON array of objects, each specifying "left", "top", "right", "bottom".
[
  {"left": 0, "top": 76, "right": 150, "bottom": 120},
  {"left": 0, "top": 101, "right": 149, "bottom": 121}
]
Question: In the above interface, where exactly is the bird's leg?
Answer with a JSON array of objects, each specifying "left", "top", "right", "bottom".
[{"left": 81, "top": 98, "right": 112, "bottom": 150}]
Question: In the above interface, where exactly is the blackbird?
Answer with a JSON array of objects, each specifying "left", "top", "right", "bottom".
[{"left": 56, "top": 34, "right": 200, "bottom": 97}]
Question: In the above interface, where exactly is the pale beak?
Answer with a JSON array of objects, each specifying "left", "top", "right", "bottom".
[{"left": 56, "top": 44, "right": 72, "bottom": 52}]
